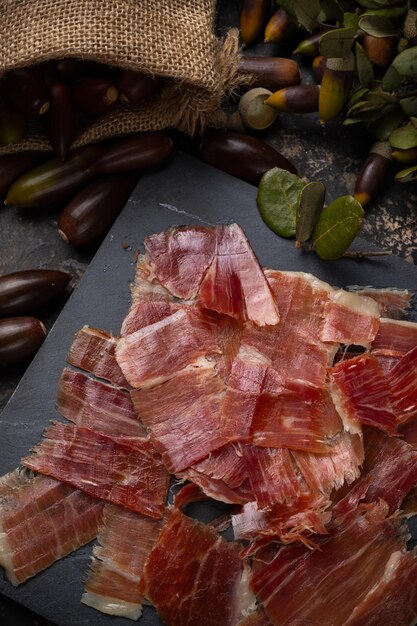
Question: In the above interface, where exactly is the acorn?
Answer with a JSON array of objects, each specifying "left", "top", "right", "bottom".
[
  {"left": 354, "top": 141, "right": 392, "bottom": 207},
  {"left": 117, "top": 70, "right": 162, "bottom": 104},
  {"left": 45, "top": 82, "right": 75, "bottom": 160},
  {"left": 293, "top": 28, "right": 333, "bottom": 57},
  {"left": 319, "top": 54, "right": 355, "bottom": 124},
  {"left": 0, "top": 105, "right": 26, "bottom": 146},
  {"left": 200, "top": 130, "right": 297, "bottom": 185},
  {"left": 0, "top": 270, "right": 72, "bottom": 317},
  {"left": 0, "top": 152, "right": 44, "bottom": 198},
  {"left": 5, "top": 143, "right": 104, "bottom": 208},
  {"left": 361, "top": 36, "right": 395, "bottom": 68},
  {"left": 58, "top": 175, "right": 138, "bottom": 247},
  {"left": 0, "top": 317, "right": 46, "bottom": 365},
  {"left": 237, "top": 56, "right": 300, "bottom": 91},
  {"left": 312, "top": 56, "right": 327, "bottom": 83},
  {"left": 240, "top": 0, "right": 270, "bottom": 47},
  {"left": 4, "top": 67, "right": 50, "bottom": 116},
  {"left": 392, "top": 147, "right": 417, "bottom": 164},
  {"left": 238, "top": 88, "right": 278, "bottom": 129},
  {"left": 72, "top": 78, "right": 119, "bottom": 116},
  {"left": 265, "top": 85, "right": 320, "bottom": 114},
  {"left": 89, "top": 133, "right": 173, "bottom": 174},
  {"left": 264, "top": 8, "right": 297, "bottom": 44}
]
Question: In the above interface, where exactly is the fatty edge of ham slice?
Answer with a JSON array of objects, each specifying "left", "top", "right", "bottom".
[
  {"left": 22, "top": 423, "right": 169, "bottom": 518},
  {"left": 199, "top": 224, "right": 280, "bottom": 326},
  {"left": 387, "top": 345, "right": 417, "bottom": 424},
  {"left": 320, "top": 289, "right": 380, "bottom": 347},
  {"left": 67, "top": 326, "right": 128, "bottom": 388},
  {"left": 371, "top": 318, "right": 417, "bottom": 373},
  {"left": 347, "top": 286, "right": 412, "bottom": 320},
  {"left": 131, "top": 255, "right": 176, "bottom": 304},
  {"left": 0, "top": 474, "right": 103, "bottom": 585},
  {"left": 139, "top": 508, "right": 255, "bottom": 626},
  {"left": 250, "top": 503, "right": 409, "bottom": 626},
  {"left": 82, "top": 504, "right": 165, "bottom": 620}
]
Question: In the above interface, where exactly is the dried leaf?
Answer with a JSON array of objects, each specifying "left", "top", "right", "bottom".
[
  {"left": 358, "top": 14, "right": 398, "bottom": 37},
  {"left": 296, "top": 182, "right": 325, "bottom": 243},
  {"left": 257, "top": 167, "right": 306, "bottom": 238},
  {"left": 313, "top": 195, "right": 364, "bottom": 261},
  {"left": 389, "top": 122, "right": 417, "bottom": 149},
  {"left": 355, "top": 42, "right": 374, "bottom": 88},
  {"left": 319, "top": 27, "right": 356, "bottom": 58}
]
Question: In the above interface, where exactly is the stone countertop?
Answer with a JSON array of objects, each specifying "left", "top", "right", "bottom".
[{"left": 0, "top": 2, "right": 416, "bottom": 625}]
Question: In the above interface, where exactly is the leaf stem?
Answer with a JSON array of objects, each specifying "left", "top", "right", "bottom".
[{"left": 342, "top": 250, "right": 392, "bottom": 259}]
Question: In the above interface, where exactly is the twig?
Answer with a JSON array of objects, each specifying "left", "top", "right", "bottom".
[{"left": 342, "top": 250, "right": 392, "bottom": 259}]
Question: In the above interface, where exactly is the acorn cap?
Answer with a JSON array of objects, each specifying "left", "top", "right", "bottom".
[
  {"left": 370, "top": 141, "right": 393, "bottom": 160},
  {"left": 326, "top": 53, "right": 355, "bottom": 72}
]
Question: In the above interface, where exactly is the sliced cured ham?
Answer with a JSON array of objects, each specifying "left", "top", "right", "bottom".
[
  {"left": 199, "top": 224, "right": 280, "bottom": 326},
  {"left": 250, "top": 503, "right": 409, "bottom": 626},
  {"left": 131, "top": 256, "right": 176, "bottom": 304},
  {"left": 347, "top": 286, "right": 411, "bottom": 319},
  {"left": 116, "top": 308, "right": 221, "bottom": 388},
  {"left": 57, "top": 368, "right": 147, "bottom": 439},
  {"left": 139, "top": 508, "right": 255, "bottom": 626},
  {"left": 67, "top": 326, "right": 128, "bottom": 387},
  {"left": 238, "top": 608, "right": 273, "bottom": 626},
  {"left": 344, "top": 550, "right": 417, "bottom": 626},
  {"left": 371, "top": 318, "right": 417, "bottom": 373},
  {"left": 386, "top": 345, "right": 417, "bottom": 424},
  {"left": 121, "top": 300, "right": 182, "bottom": 337},
  {"left": 333, "top": 428, "right": 417, "bottom": 517},
  {"left": 82, "top": 504, "right": 165, "bottom": 619},
  {"left": 22, "top": 423, "right": 169, "bottom": 518},
  {"left": 330, "top": 353, "right": 397, "bottom": 435},
  {"left": 0, "top": 468, "right": 29, "bottom": 498},
  {"left": 131, "top": 363, "right": 226, "bottom": 473},
  {"left": 0, "top": 474, "right": 102, "bottom": 585},
  {"left": 144, "top": 226, "right": 217, "bottom": 300},
  {"left": 320, "top": 290, "right": 380, "bottom": 347}
]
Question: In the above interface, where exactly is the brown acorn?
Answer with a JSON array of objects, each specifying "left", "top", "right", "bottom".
[
  {"left": 240, "top": 0, "right": 271, "bottom": 47},
  {"left": 200, "top": 130, "right": 297, "bottom": 185},
  {"left": 72, "top": 78, "right": 119, "bottom": 116},
  {"left": 117, "top": 70, "right": 162, "bottom": 104},
  {"left": 0, "top": 317, "right": 46, "bottom": 365},
  {"left": 293, "top": 28, "right": 334, "bottom": 57},
  {"left": 0, "top": 270, "right": 72, "bottom": 317},
  {"left": 45, "top": 82, "right": 75, "bottom": 160},
  {"left": 4, "top": 67, "right": 50, "bottom": 116},
  {"left": 312, "top": 56, "right": 327, "bottom": 83},
  {"left": 361, "top": 36, "right": 395, "bottom": 68},
  {"left": 392, "top": 147, "right": 417, "bottom": 164},
  {"left": 264, "top": 8, "right": 297, "bottom": 44},
  {"left": 265, "top": 85, "right": 320, "bottom": 114},
  {"left": 0, "top": 104, "right": 26, "bottom": 145},
  {"left": 354, "top": 141, "right": 392, "bottom": 207},
  {"left": 90, "top": 133, "right": 173, "bottom": 174},
  {"left": 237, "top": 56, "right": 300, "bottom": 91},
  {"left": 319, "top": 54, "right": 355, "bottom": 124},
  {"left": 0, "top": 152, "right": 44, "bottom": 198}
]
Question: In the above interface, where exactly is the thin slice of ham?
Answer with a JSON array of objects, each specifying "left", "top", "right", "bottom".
[
  {"left": 0, "top": 469, "right": 29, "bottom": 498},
  {"left": 82, "top": 504, "right": 165, "bottom": 620},
  {"left": 67, "top": 326, "right": 128, "bottom": 387},
  {"left": 131, "top": 255, "right": 176, "bottom": 304},
  {"left": 131, "top": 363, "right": 226, "bottom": 473},
  {"left": 330, "top": 353, "right": 397, "bottom": 435},
  {"left": 386, "top": 345, "right": 417, "bottom": 424},
  {"left": 121, "top": 300, "right": 182, "bottom": 337},
  {"left": 238, "top": 608, "right": 273, "bottom": 626},
  {"left": 347, "top": 286, "right": 412, "bottom": 319},
  {"left": 57, "top": 368, "right": 147, "bottom": 439},
  {"left": 22, "top": 423, "right": 169, "bottom": 518},
  {"left": 139, "top": 508, "right": 255, "bottom": 626},
  {"left": 371, "top": 318, "right": 417, "bottom": 373},
  {"left": 0, "top": 474, "right": 103, "bottom": 585},
  {"left": 320, "top": 290, "right": 380, "bottom": 347},
  {"left": 250, "top": 502, "right": 409, "bottom": 626}
]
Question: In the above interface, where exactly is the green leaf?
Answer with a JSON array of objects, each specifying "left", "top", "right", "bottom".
[
  {"left": 368, "top": 103, "right": 405, "bottom": 139},
  {"left": 343, "top": 12, "right": 360, "bottom": 29},
  {"left": 358, "top": 14, "right": 398, "bottom": 37},
  {"left": 313, "top": 196, "right": 364, "bottom": 260},
  {"left": 347, "top": 100, "right": 383, "bottom": 118},
  {"left": 319, "top": 27, "right": 356, "bottom": 57},
  {"left": 355, "top": 42, "right": 374, "bottom": 88},
  {"left": 382, "top": 65, "right": 404, "bottom": 91},
  {"left": 320, "top": 0, "right": 344, "bottom": 23},
  {"left": 392, "top": 47, "right": 417, "bottom": 78},
  {"left": 389, "top": 122, "right": 417, "bottom": 149},
  {"left": 276, "top": 0, "right": 296, "bottom": 19},
  {"left": 400, "top": 96, "right": 417, "bottom": 116},
  {"left": 257, "top": 167, "right": 305, "bottom": 238},
  {"left": 395, "top": 164, "right": 417, "bottom": 182},
  {"left": 347, "top": 87, "right": 370, "bottom": 109},
  {"left": 292, "top": 0, "right": 321, "bottom": 32},
  {"left": 363, "top": 6, "right": 407, "bottom": 18},
  {"left": 296, "top": 182, "right": 326, "bottom": 243},
  {"left": 356, "top": 0, "right": 383, "bottom": 8},
  {"left": 410, "top": 116, "right": 417, "bottom": 128}
]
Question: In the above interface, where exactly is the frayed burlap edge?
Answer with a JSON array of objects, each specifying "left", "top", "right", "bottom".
[{"left": 0, "top": 29, "right": 249, "bottom": 156}]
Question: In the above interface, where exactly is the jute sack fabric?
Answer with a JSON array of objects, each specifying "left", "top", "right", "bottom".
[{"left": 0, "top": 0, "right": 243, "bottom": 153}]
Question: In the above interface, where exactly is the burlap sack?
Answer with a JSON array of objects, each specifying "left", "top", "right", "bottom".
[{"left": 0, "top": 0, "right": 244, "bottom": 154}]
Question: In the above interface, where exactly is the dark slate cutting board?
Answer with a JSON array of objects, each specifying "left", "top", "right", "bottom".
[{"left": 0, "top": 151, "right": 416, "bottom": 626}]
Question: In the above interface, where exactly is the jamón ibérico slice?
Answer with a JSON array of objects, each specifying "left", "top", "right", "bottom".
[
  {"left": 330, "top": 353, "right": 397, "bottom": 435},
  {"left": 291, "top": 431, "right": 364, "bottom": 496},
  {"left": 320, "top": 290, "right": 380, "bottom": 347},
  {"left": 400, "top": 419, "right": 417, "bottom": 448},
  {"left": 138, "top": 508, "right": 255, "bottom": 626},
  {"left": 249, "top": 383, "right": 343, "bottom": 453},
  {"left": 347, "top": 286, "right": 411, "bottom": 320},
  {"left": 82, "top": 504, "right": 165, "bottom": 619},
  {"left": 250, "top": 503, "right": 409, "bottom": 626},
  {"left": 67, "top": 326, "right": 128, "bottom": 387},
  {"left": 371, "top": 318, "right": 417, "bottom": 373},
  {"left": 22, "top": 423, "right": 169, "bottom": 518},
  {"left": 121, "top": 300, "right": 182, "bottom": 337},
  {"left": 144, "top": 226, "right": 217, "bottom": 300},
  {"left": 0, "top": 474, "right": 102, "bottom": 585},
  {"left": 344, "top": 550, "right": 417, "bottom": 626},
  {"left": 386, "top": 345, "right": 417, "bottom": 424},
  {"left": 238, "top": 608, "right": 273, "bottom": 626},
  {"left": 333, "top": 428, "right": 417, "bottom": 517},
  {"left": 199, "top": 224, "right": 279, "bottom": 326},
  {"left": 131, "top": 256, "right": 176, "bottom": 304},
  {"left": 57, "top": 368, "right": 147, "bottom": 439},
  {"left": 131, "top": 363, "right": 226, "bottom": 473},
  {"left": 0, "top": 468, "right": 29, "bottom": 498},
  {"left": 116, "top": 308, "right": 221, "bottom": 388}
]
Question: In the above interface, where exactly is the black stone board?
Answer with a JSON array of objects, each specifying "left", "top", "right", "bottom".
[{"left": 0, "top": 150, "right": 416, "bottom": 626}]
